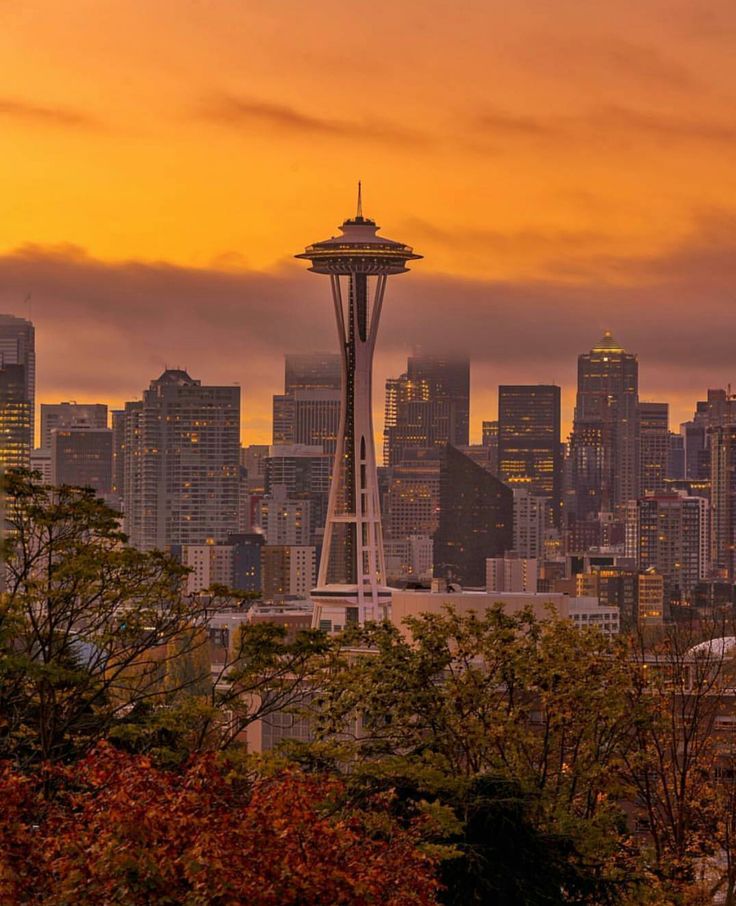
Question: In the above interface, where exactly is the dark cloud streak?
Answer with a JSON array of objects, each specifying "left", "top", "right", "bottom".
[{"left": 1, "top": 217, "right": 736, "bottom": 435}]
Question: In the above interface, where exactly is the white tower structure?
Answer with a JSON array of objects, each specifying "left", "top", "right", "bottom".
[{"left": 296, "top": 187, "right": 421, "bottom": 629}]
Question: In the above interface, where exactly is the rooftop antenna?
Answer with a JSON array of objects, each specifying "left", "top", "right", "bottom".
[
  {"left": 356, "top": 180, "right": 363, "bottom": 219},
  {"left": 24, "top": 293, "right": 31, "bottom": 320}
]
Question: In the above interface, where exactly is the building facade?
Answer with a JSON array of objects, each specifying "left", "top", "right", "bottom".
[{"left": 120, "top": 369, "right": 240, "bottom": 550}]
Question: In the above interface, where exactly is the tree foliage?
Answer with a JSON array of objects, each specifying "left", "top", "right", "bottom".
[{"left": 0, "top": 742, "right": 439, "bottom": 905}]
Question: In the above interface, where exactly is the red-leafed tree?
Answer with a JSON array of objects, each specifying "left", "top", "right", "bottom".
[{"left": 0, "top": 743, "right": 439, "bottom": 905}]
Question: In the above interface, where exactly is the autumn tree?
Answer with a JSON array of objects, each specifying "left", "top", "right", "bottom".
[{"left": 0, "top": 742, "right": 440, "bottom": 905}]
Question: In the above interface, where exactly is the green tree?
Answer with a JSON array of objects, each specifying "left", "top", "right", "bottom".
[
  {"left": 306, "top": 606, "right": 642, "bottom": 901},
  {"left": 0, "top": 470, "right": 211, "bottom": 765}
]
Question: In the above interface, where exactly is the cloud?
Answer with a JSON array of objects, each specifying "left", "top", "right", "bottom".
[
  {"left": 470, "top": 104, "right": 736, "bottom": 149},
  {"left": 1, "top": 215, "right": 735, "bottom": 441},
  {"left": 0, "top": 97, "right": 101, "bottom": 129},
  {"left": 519, "top": 35, "right": 700, "bottom": 94},
  {"left": 197, "top": 94, "right": 425, "bottom": 146}
]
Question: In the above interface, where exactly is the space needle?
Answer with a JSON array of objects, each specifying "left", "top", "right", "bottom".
[{"left": 296, "top": 187, "right": 422, "bottom": 628}]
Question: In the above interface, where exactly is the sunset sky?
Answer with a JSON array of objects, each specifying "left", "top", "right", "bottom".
[{"left": 1, "top": 0, "right": 736, "bottom": 444}]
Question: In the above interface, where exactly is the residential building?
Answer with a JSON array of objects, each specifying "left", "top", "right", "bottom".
[{"left": 120, "top": 369, "right": 240, "bottom": 550}]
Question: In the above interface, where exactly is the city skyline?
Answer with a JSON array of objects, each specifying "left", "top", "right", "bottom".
[{"left": 1, "top": 2, "right": 736, "bottom": 441}]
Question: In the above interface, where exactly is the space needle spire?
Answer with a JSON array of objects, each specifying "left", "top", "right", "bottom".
[{"left": 296, "top": 192, "right": 422, "bottom": 628}]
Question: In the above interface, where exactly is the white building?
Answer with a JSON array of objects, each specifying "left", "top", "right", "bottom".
[
  {"left": 180, "top": 543, "right": 234, "bottom": 595},
  {"left": 512, "top": 488, "right": 548, "bottom": 559},
  {"left": 385, "top": 534, "right": 434, "bottom": 583},
  {"left": 391, "top": 588, "right": 619, "bottom": 637},
  {"left": 259, "top": 484, "right": 312, "bottom": 546},
  {"left": 486, "top": 554, "right": 538, "bottom": 593}
]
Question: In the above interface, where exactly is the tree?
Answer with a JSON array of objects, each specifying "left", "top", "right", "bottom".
[
  {"left": 0, "top": 742, "right": 440, "bottom": 905},
  {"left": 307, "top": 606, "right": 640, "bottom": 901},
  {"left": 0, "top": 470, "right": 211, "bottom": 765},
  {"left": 624, "top": 621, "right": 736, "bottom": 899}
]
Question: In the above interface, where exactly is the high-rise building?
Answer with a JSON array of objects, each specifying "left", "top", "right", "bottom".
[
  {"left": 498, "top": 384, "right": 562, "bottom": 525},
  {"left": 284, "top": 353, "right": 341, "bottom": 393},
  {"left": 0, "top": 364, "right": 32, "bottom": 471},
  {"left": 512, "top": 487, "right": 549, "bottom": 560},
  {"left": 639, "top": 402, "right": 669, "bottom": 496},
  {"left": 570, "top": 331, "right": 639, "bottom": 520},
  {"left": 667, "top": 432, "right": 685, "bottom": 481},
  {"left": 632, "top": 493, "right": 709, "bottom": 602},
  {"left": 264, "top": 444, "right": 330, "bottom": 546},
  {"left": 710, "top": 422, "right": 736, "bottom": 581},
  {"left": 384, "top": 354, "right": 470, "bottom": 467},
  {"left": 385, "top": 450, "right": 441, "bottom": 542},
  {"left": 259, "top": 484, "right": 312, "bottom": 546},
  {"left": 41, "top": 403, "right": 108, "bottom": 451},
  {"left": 0, "top": 314, "right": 34, "bottom": 450},
  {"left": 261, "top": 545, "right": 316, "bottom": 601},
  {"left": 433, "top": 444, "right": 513, "bottom": 587},
  {"left": 50, "top": 427, "right": 113, "bottom": 497},
  {"left": 120, "top": 369, "right": 240, "bottom": 550},
  {"left": 296, "top": 191, "right": 421, "bottom": 627},
  {"left": 273, "top": 354, "right": 341, "bottom": 454},
  {"left": 481, "top": 420, "right": 499, "bottom": 474},
  {"left": 0, "top": 315, "right": 34, "bottom": 470}
]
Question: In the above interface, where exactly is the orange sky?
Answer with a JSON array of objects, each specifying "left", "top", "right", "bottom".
[{"left": 1, "top": 1, "right": 736, "bottom": 443}]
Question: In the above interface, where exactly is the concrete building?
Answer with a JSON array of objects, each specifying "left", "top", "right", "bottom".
[
  {"left": 261, "top": 545, "right": 316, "bottom": 601},
  {"left": 513, "top": 487, "right": 549, "bottom": 560},
  {"left": 30, "top": 447, "right": 51, "bottom": 483},
  {"left": 41, "top": 402, "right": 107, "bottom": 451},
  {"left": 273, "top": 353, "right": 341, "bottom": 455},
  {"left": 711, "top": 422, "right": 736, "bottom": 581},
  {"left": 120, "top": 369, "right": 240, "bottom": 550},
  {"left": 50, "top": 427, "right": 113, "bottom": 496},
  {"left": 180, "top": 543, "right": 235, "bottom": 595},
  {"left": 384, "top": 534, "right": 434, "bottom": 583},
  {"left": 638, "top": 570, "right": 665, "bottom": 625},
  {"left": 260, "top": 485, "right": 312, "bottom": 547},
  {"left": 391, "top": 588, "right": 619, "bottom": 637},
  {"left": 385, "top": 450, "right": 441, "bottom": 541},
  {"left": 632, "top": 493, "right": 709, "bottom": 602},
  {"left": 486, "top": 554, "right": 538, "bottom": 593}
]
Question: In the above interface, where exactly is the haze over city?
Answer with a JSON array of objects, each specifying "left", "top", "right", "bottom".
[{"left": 1, "top": 1, "right": 736, "bottom": 441}]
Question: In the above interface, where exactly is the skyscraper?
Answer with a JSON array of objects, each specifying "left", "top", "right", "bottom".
[
  {"left": 639, "top": 402, "right": 669, "bottom": 496},
  {"left": 41, "top": 402, "right": 108, "bottom": 451},
  {"left": 384, "top": 354, "right": 470, "bottom": 467},
  {"left": 273, "top": 353, "right": 341, "bottom": 454},
  {"left": 481, "top": 419, "right": 499, "bottom": 474},
  {"left": 498, "top": 384, "right": 562, "bottom": 525},
  {"left": 710, "top": 421, "right": 736, "bottom": 580},
  {"left": 50, "top": 427, "right": 113, "bottom": 497},
  {"left": 570, "top": 331, "right": 639, "bottom": 520},
  {"left": 0, "top": 315, "right": 34, "bottom": 469},
  {"left": 120, "top": 369, "right": 240, "bottom": 550},
  {"left": 433, "top": 444, "right": 513, "bottom": 587},
  {"left": 296, "top": 190, "right": 421, "bottom": 627},
  {"left": 632, "top": 493, "right": 709, "bottom": 603}
]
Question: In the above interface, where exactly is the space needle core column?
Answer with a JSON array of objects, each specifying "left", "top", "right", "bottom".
[{"left": 296, "top": 187, "right": 422, "bottom": 628}]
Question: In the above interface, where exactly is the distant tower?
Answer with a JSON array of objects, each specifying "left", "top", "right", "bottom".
[{"left": 296, "top": 187, "right": 421, "bottom": 627}]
